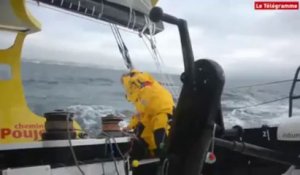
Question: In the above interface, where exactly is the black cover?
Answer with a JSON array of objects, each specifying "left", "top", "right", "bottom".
[
  {"left": 167, "top": 59, "right": 225, "bottom": 175},
  {"left": 207, "top": 126, "right": 300, "bottom": 175}
]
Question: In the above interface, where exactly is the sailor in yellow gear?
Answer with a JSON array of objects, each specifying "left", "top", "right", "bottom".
[{"left": 121, "top": 69, "right": 174, "bottom": 156}]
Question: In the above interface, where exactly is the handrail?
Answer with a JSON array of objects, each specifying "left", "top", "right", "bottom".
[
  {"left": 149, "top": 7, "right": 195, "bottom": 85},
  {"left": 289, "top": 66, "right": 300, "bottom": 117}
]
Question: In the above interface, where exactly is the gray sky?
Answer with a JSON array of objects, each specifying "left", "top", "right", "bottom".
[{"left": 1, "top": 0, "right": 300, "bottom": 81}]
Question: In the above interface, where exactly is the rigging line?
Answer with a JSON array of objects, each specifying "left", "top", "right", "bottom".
[
  {"left": 115, "top": 32, "right": 133, "bottom": 70},
  {"left": 131, "top": 11, "right": 137, "bottom": 30},
  {"left": 142, "top": 36, "right": 178, "bottom": 97},
  {"left": 141, "top": 0, "right": 152, "bottom": 11},
  {"left": 139, "top": 15, "right": 149, "bottom": 35},
  {"left": 142, "top": 32, "right": 179, "bottom": 97},
  {"left": 26, "top": 0, "right": 138, "bottom": 35},
  {"left": 101, "top": 162, "right": 105, "bottom": 175},
  {"left": 66, "top": 114, "right": 85, "bottom": 175},
  {"left": 229, "top": 79, "right": 293, "bottom": 89},
  {"left": 141, "top": 34, "right": 175, "bottom": 93},
  {"left": 210, "top": 123, "right": 216, "bottom": 152},
  {"left": 165, "top": 160, "right": 169, "bottom": 175},
  {"left": 141, "top": 18, "right": 160, "bottom": 64},
  {"left": 111, "top": 25, "right": 125, "bottom": 53},
  {"left": 101, "top": 133, "right": 120, "bottom": 175},
  {"left": 110, "top": 24, "right": 133, "bottom": 70},
  {"left": 145, "top": 20, "right": 179, "bottom": 95},
  {"left": 97, "top": 0, "right": 104, "bottom": 19},
  {"left": 140, "top": 19, "right": 177, "bottom": 91},
  {"left": 126, "top": 0, "right": 133, "bottom": 28},
  {"left": 115, "top": 28, "right": 133, "bottom": 70},
  {"left": 233, "top": 96, "right": 289, "bottom": 110},
  {"left": 111, "top": 137, "right": 126, "bottom": 159},
  {"left": 112, "top": 26, "right": 126, "bottom": 53},
  {"left": 102, "top": 132, "right": 126, "bottom": 159},
  {"left": 140, "top": 16, "right": 178, "bottom": 95},
  {"left": 108, "top": 139, "right": 120, "bottom": 175},
  {"left": 140, "top": 29, "right": 168, "bottom": 74},
  {"left": 161, "top": 158, "right": 169, "bottom": 175},
  {"left": 77, "top": 1, "right": 81, "bottom": 11},
  {"left": 114, "top": 31, "right": 129, "bottom": 66},
  {"left": 141, "top": 38, "right": 160, "bottom": 69},
  {"left": 152, "top": 40, "right": 178, "bottom": 87},
  {"left": 111, "top": 24, "right": 124, "bottom": 51},
  {"left": 114, "top": 25, "right": 127, "bottom": 52}
]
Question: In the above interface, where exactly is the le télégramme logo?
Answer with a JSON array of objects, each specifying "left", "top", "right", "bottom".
[{"left": 255, "top": 1, "right": 299, "bottom": 10}]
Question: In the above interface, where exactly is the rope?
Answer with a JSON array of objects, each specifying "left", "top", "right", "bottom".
[
  {"left": 130, "top": 11, "right": 137, "bottom": 30},
  {"left": 100, "top": 132, "right": 134, "bottom": 175},
  {"left": 66, "top": 114, "right": 85, "bottom": 175},
  {"left": 101, "top": 162, "right": 105, "bottom": 175},
  {"left": 229, "top": 79, "right": 293, "bottom": 90},
  {"left": 101, "top": 132, "right": 128, "bottom": 159},
  {"left": 141, "top": 34, "right": 176, "bottom": 96},
  {"left": 161, "top": 158, "right": 169, "bottom": 175},
  {"left": 139, "top": 17, "right": 179, "bottom": 98},
  {"left": 97, "top": 0, "right": 104, "bottom": 19},
  {"left": 233, "top": 96, "right": 289, "bottom": 110},
  {"left": 141, "top": 0, "right": 152, "bottom": 11},
  {"left": 108, "top": 138, "right": 120, "bottom": 175},
  {"left": 126, "top": 0, "right": 133, "bottom": 28},
  {"left": 101, "top": 131, "right": 132, "bottom": 170},
  {"left": 140, "top": 15, "right": 149, "bottom": 35},
  {"left": 101, "top": 132, "right": 120, "bottom": 175},
  {"left": 146, "top": 22, "right": 179, "bottom": 97},
  {"left": 110, "top": 24, "right": 134, "bottom": 70},
  {"left": 210, "top": 123, "right": 216, "bottom": 152}
]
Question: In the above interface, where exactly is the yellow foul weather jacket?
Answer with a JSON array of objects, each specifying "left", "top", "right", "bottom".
[{"left": 121, "top": 70, "right": 174, "bottom": 151}]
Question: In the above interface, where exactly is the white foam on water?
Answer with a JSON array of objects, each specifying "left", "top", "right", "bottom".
[
  {"left": 224, "top": 96, "right": 300, "bottom": 129},
  {"left": 66, "top": 105, "right": 130, "bottom": 137},
  {"left": 222, "top": 88, "right": 300, "bottom": 129},
  {"left": 223, "top": 113, "right": 246, "bottom": 128},
  {"left": 65, "top": 96, "right": 300, "bottom": 135},
  {"left": 264, "top": 106, "right": 300, "bottom": 126}
]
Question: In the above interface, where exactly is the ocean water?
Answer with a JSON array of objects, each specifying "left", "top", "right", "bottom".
[{"left": 21, "top": 61, "right": 300, "bottom": 136}]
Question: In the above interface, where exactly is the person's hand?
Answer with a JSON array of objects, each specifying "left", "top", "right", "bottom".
[{"left": 122, "top": 126, "right": 131, "bottom": 132}]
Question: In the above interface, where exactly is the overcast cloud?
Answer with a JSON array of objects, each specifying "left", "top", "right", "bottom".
[{"left": 1, "top": 0, "right": 299, "bottom": 81}]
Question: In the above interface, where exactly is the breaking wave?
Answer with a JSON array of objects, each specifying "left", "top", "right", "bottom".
[{"left": 66, "top": 105, "right": 133, "bottom": 137}]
